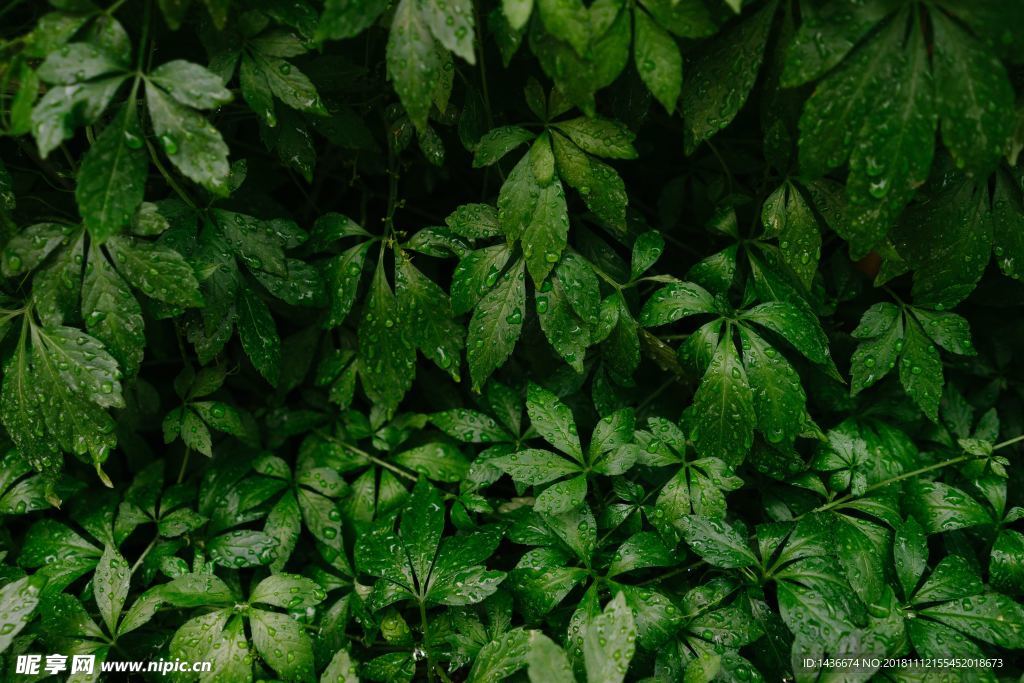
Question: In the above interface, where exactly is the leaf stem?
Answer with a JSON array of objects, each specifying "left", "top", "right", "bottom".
[
  {"left": 994, "top": 433, "right": 1024, "bottom": 450},
  {"left": 177, "top": 446, "right": 192, "bottom": 484},
  {"left": 145, "top": 138, "right": 195, "bottom": 209},
  {"left": 314, "top": 430, "right": 419, "bottom": 482},
  {"left": 418, "top": 599, "right": 435, "bottom": 683},
  {"left": 130, "top": 535, "right": 158, "bottom": 576},
  {"left": 808, "top": 454, "right": 974, "bottom": 517}
]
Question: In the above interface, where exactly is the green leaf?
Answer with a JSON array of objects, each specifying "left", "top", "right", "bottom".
[
  {"left": 905, "top": 479, "right": 991, "bottom": 534},
  {"left": 467, "top": 628, "right": 530, "bottom": 682},
  {"left": 419, "top": 0, "right": 475, "bottom": 64},
  {"left": 492, "top": 448, "right": 581, "bottom": 485},
  {"left": 145, "top": 84, "right": 229, "bottom": 195},
  {"left": 76, "top": 104, "right": 148, "bottom": 243},
  {"left": 536, "top": 0, "right": 591, "bottom": 56},
  {"left": 32, "top": 78, "right": 125, "bottom": 158},
  {"left": 526, "top": 631, "right": 574, "bottom": 683},
  {"left": 843, "top": 15, "right": 935, "bottom": 257},
  {"left": 913, "top": 555, "right": 982, "bottom": 604},
  {"left": 640, "top": 282, "right": 717, "bottom": 326},
  {"left": 387, "top": 0, "right": 442, "bottom": 131},
  {"left": 473, "top": 126, "right": 535, "bottom": 167},
  {"left": 739, "top": 325, "right": 805, "bottom": 446},
  {"left": 919, "top": 594, "right": 1024, "bottom": 649},
  {"left": 781, "top": 0, "right": 896, "bottom": 87},
  {"left": 677, "top": 515, "right": 757, "bottom": 568},
  {"left": 893, "top": 517, "right": 927, "bottom": 599},
  {"left": 250, "top": 574, "right": 325, "bottom": 610},
  {"left": 106, "top": 236, "right": 203, "bottom": 307},
  {"left": 690, "top": 333, "right": 755, "bottom": 463},
  {"left": 630, "top": 231, "right": 664, "bottom": 280},
  {"left": 317, "top": 0, "right": 390, "bottom": 40},
  {"left": 37, "top": 43, "right": 126, "bottom": 84},
  {"left": 452, "top": 244, "right": 512, "bottom": 315},
  {"left": 527, "top": 382, "right": 583, "bottom": 460},
  {"left": 431, "top": 409, "right": 512, "bottom": 443},
  {"left": 321, "top": 650, "right": 359, "bottom": 683},
  {"left": 503, "top": 0, "right": 534, "bottom": 31},
  {"left": 192, "top": 401, "right": 245, "bottom": 437},
  {"left": 583, "top": 592, "right": 636, "bottom": 683},
  {"left": 401, "top": 478, "right": 445, "bottom": 583},
  {"left": 797, "top": 13, "right": 896, "bottom": 179},
  {"left": 395, "top": 252, "right": 463, "bottom": 379},
  {"left": 535, "top": 475, "right": 587, "bottom": 514},
  {"left": 94, "top": 544, "right": 130, "bottom": 633},
  {"left": 898, "top": 317, "right": 943, "bottom": 421},
  {"left": 932, "top": 11, "right": 1014, "bottom": 176},
  {"left": 537, "top": 265, "right": 591, "bottom": 373},
  {"left": 761, "top": 182, "right": 821, "bottom": 287},
  {"left": 322, "top": 243, "right": 370, "bottom": 328},
  {"left": 264, "top": 491, "right": 300, "bottom": 572},
  {"left": 147, "top": 60, "right": 232, "bottom": 110},
  {"left": 520, "top": 178, "right": 569, "bottom": 284},
  {"left": 993, "top": 171, "right": 1024, "bottom": 281},
  {"left": 893, "top": 179, "right": 992, "bottom": 308},
  {"left": 181, "top": 408, "right": 212, "bottom": 455},
  {"left": 1, "top": 328, "right": 59, "bottom": 475},
  {"left": 741, "top": 301, "right": 834, "bottom": 371},
  {"left": 394, "top": 442, "right": 469, "bottom": 483},
  {"left": 208, "top": 529, "right": 278, "bottom": 567},
  {"left": 553, "top": 117, "right": 637, "bottom": 160},
  {"left": 359, "top": 265, "right": 415, "bottom": 414},
  {"left": 82, "top": 243, "right": 144, "bottom": 375},
  {"left": 776, "top": 555, "right": 863, "bottom": 650},
  {"left": 681, "top": 1, "right": 775, "bottom": 153},
  {"left": 910, "top": 308, "right": 975, "bottom": 356},
  {"left": 1, "top": 222, "right": 77, "bottom": 277},
  {"left": 246, "top": 52, "right": 324, "bottom": 116},
  {"left": 608, "top": 532, "right": 673, "bottom": 576},
  {"left": 237, "top": 285, "right": 282, "bottom": 386},
  {"left": 633, "top": 9, "right": 682, "bottom": 114},
  {"left": 991, "top": 529, "right": 1024, "bottom": 594},
  {"left": 251, "top": 608, "right": 316, "bottom": 680},
  {"left": 467, "top": 258, "right": 525, "bottom": 390},
  {"left": 849, "top": 303, "right": 903, "bottom": 395},
  {"left": 445, "top": 203, "right": 502, "bottom": 239},
  {"left": 34, "top": 324, "right": 124, "bottom": 409},
  {"left": 0, "top": 575, "right": 43, "bottom": 652},
  {"left": 213, "top": 210, "right": 289, "bottom": 276}
]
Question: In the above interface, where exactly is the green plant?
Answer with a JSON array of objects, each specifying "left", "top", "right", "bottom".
[{"left": 1, "top": 0, "right": 1023, "bottom": 681}]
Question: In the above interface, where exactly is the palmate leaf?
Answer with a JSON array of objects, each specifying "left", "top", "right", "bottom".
[
  {"left": 761, "top": 181, "right": 822, "bottom": 288},
  {"left": 0, "top": 321, "right": 125, "bottom": 479},
  {"left": 795, "top": 3, "right": 1015, "bottom": 256},
  {"left": 239, "top": 34, "right": 325, "bottom": 128},
  {"left": 529, "top": 0, "right": 631, "bottom": 114},
  {"left": 644, "top": 278, "right": 832, "bottom": 459},
  {"left": 356, "top": 479, "right": 505, "bottom": 607},
  {"left": 850, "top": 302, "right": 975, "bottom": 420}
]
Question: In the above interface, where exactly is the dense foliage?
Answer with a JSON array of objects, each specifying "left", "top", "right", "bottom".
[{"left": 1, "top": 0, "right": 1024, "bottom": 681}]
